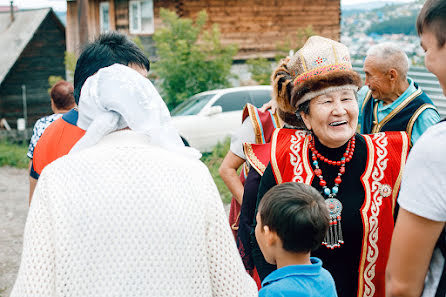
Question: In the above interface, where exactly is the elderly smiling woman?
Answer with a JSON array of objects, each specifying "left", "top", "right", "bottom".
[{"left": 245, "top": 36, "right": 410, "bottom": 297}]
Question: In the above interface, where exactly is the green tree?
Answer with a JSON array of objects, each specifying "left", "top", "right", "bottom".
[
  {"left": 247, "top": 26, "right": 315, "bottom": 85},
  {"left": 152, "top": 9, "right": 238, "bottom": 109}
]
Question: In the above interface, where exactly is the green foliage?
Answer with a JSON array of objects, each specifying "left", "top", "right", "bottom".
[
  {"left": 65, "top": 51, "right": 77, "bottom": 82},
  {"left": 201, "top": 138, "right": 232, "bottom": 204},
  {"left": 246, "top": 58, "right": 272, "bottom": 85},
  {"left": 0, "top": 141, "right": 28, "bottom": 168},
  {"left": 48, "top": 75, "right": 64, "bottom": 93},
  {"left": 366, "top": 14, "right": 417, "bottom": 35},
  {"left": 247, "top": 26, "right": 315, "bottom": 85},
  {"left": 152, "top": 9, "right": 238, "bottom": 109}
]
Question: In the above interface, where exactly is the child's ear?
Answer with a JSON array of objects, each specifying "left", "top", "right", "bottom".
[{"left": 263, "top": 225, "right": 279, "bottom": 247}]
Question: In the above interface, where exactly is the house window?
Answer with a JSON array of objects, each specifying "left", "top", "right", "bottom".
[
  {"left": 129, "top": 0, "right": 154, "bottom": 34},
  {"left": 99, "top": 2, "right": 110, "bottom": 33}
]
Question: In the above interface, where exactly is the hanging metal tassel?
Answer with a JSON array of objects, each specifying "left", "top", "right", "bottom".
[{"left": 323, "top": 198, "right": 344, "bottom": 249}]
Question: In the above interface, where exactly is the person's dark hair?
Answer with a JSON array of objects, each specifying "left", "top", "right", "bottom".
[
  {"left": 417, "top": 0, "right": 446, "bottom": 47},
  {"left": 73, "top": 32, "right": 150, "bottom": 103},
  {"left": 50, "top": 80, "right": 76, "bottom": 110},
  {"left": 258, "top": 182, "right": 329, "bottom": 253}
]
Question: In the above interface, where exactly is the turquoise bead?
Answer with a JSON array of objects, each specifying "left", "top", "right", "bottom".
[
  {"left": 313, "top": 161, "right": 318, "bottom": 166},
  {"left": 332, "top": 186, "right": 339, "bottom": 194},
  {"left": 324, "top": 188, "right": 331, "bottom": 196}
]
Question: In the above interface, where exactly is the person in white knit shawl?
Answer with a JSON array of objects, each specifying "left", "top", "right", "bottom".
[{"left": 11, "top": 64, "right": 258, "bottom": 297}]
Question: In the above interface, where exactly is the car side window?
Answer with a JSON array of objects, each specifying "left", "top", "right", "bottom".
[
  {"left": 250, "top": 90, "right": 271, "bottom": 107},
  {"left": 212, "top": 91, "right": 251, "bottom": 112}
]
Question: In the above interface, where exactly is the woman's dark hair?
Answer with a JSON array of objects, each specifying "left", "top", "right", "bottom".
[
  {"left": 258, "top": 182, "right": 329, "bottom": 253},
  {"left": 50, "top": 80, "right": 75, "bottom": 110},
  {"left": 417, "top": 0, "right": 446, "bottom": 48},
  {"left": 73, "top": 32, "right": 150, "bottom": 103}
]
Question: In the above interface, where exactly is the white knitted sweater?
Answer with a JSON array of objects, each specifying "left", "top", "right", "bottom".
[{"left": 11, "top": 130, "right": 257, "bottom": 297}]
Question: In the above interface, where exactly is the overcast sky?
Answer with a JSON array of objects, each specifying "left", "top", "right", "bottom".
[{"left": 0, "top": 0, "right": 415, "bottom": 12}]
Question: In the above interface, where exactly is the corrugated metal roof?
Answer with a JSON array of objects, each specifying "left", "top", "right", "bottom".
[{"left": 0, "top": 8, "right": 52, "bottom": 85}]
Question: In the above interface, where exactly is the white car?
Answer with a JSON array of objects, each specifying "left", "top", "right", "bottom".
[{"left": 171, "top": 86, "right": 273, "bottom": 152}]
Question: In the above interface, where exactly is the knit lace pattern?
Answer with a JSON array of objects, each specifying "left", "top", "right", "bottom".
[{"left": 11, "top": 130, "right": 257, "bottom": 297}]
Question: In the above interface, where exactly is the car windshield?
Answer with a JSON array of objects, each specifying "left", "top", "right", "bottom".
[{"left": 171, "top": 93, "right": 215, "bottom": 116}]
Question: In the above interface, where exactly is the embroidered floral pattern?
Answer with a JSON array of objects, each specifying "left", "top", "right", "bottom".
[
  {"left": 289, "top": 131, "right": 305, "bottom": 183},
  {"left": 294, "top": 63, "right": 352, "bottom": 85},
  {"left": 342, "top": 55, "right": 350, "bottom": 63},
  {"left": 312, "top": 57, "right": 327, "bottom": 67},
  {"left": 363, "top": 133, "right": 389, "bottom": 297}
]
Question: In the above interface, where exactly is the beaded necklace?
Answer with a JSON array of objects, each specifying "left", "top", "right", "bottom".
[{"left": 309, "top": 135, "right": 356, "bottom": 249}]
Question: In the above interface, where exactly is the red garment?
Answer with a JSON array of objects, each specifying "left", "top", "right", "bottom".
[
  {"left": 268, "top": 129, "right": 410, "bottom": 297},
  {"left": 229, "top": 103, "right": 280, "bottom": 237}
]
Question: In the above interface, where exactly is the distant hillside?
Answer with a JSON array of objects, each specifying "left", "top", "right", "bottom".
[{"left": 366, "top": 14, "right": 417, "bottom": 35}]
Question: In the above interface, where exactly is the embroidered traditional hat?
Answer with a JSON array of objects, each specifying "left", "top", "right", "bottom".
[{"left": 273, "top": 36, "right": 362, "bottom": 116}]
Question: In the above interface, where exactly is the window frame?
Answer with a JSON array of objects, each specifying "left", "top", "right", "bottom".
[
  {"left": 212, "top": 90, "right": 253, "bottom": 113},
  {"left": 129, "top": 0, "right": 155, "bottom": 34},
  {"left": 99, "top": 1, "right": 110, "bottom": 33}
]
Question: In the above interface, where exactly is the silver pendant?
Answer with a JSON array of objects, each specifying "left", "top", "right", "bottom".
[{"left": 323, "top": 198, "right": 344, "bottom": 249}]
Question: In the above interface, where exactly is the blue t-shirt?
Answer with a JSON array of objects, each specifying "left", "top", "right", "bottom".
[{"left": 259, "top": 257, "right": 338, "bottom": 297}]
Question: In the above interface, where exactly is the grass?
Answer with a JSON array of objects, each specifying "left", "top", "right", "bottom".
[
  {"left": 0, "top": 141, "right": 28, "bottom": 168},
  {"left": 201, "top": 138, "right": 233, "bottom": 204},
  {"left": 0, "top": 138, "right": 234, "bottom": 204}
]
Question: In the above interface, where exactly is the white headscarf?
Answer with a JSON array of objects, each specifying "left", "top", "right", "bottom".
[{"left": 70, "top": 64, "right": 201, "bottom": 159}]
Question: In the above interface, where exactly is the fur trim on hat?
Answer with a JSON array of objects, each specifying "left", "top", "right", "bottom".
[
  {"left": 271, "top": 58, "right": 296, "bottom": 115},
  {"left": 298, "top": 85, "right": 359, "bottom": 106},
  {"left": 291, "top": 69, "right": 362, "bottom": 109}
]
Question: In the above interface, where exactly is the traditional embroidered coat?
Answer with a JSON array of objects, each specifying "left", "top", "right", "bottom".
[
  {"left": 245, "top": 128, "right": 410, "bottom": 297},
  {"left": 228, "top": 103, "right": 279, "bottom": 235}
]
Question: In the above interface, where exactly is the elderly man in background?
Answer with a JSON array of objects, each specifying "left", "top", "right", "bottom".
[{"left": 358, "top": 42, "right": 440, "bottom": 145}]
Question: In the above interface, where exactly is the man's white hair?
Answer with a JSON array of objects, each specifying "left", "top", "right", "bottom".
[{"left": 366, "top": 42, "right": 409, "bottom": 79}]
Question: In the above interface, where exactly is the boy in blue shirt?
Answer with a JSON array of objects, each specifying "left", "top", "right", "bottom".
[{"left": 255, "top": 182, "right": 337, "bottom": 297}]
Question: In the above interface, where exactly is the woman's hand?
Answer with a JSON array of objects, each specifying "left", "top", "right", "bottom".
[{"left": 259, "top": 99, "right": 278, "bottom": 114}]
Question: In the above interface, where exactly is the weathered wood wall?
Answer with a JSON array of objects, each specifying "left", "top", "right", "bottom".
[
  {"left": 177, "top": 0, "right": 341, "bottom": 59},
  {"left": 66, "top": 0, "right": 340, "bottom": 60},
  {"left": 0, "top": 12, "right": 66, "bottom": 128}
]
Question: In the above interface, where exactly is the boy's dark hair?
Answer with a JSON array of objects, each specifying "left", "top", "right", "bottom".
[
  {"left": 73, "top": 32, "right": 150, "bottom": 103},
  {"left": 417, "top": 0, "right": 446, "bottom": 47},
  {"left": 258, "top": 182, "right": 329, "bottom": 253},
  {"left": 50, "top": 80, "right": 76, "bottom": 110}
]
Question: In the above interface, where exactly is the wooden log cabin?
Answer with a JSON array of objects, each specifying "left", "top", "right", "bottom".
[
  {"left": 0, "top": 8, "right": 66, "bottom": 129},
  {"left": 67, "top": 0, "right": 341, "bottom": 60}
]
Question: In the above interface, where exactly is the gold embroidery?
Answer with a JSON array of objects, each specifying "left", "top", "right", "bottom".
[
  {"left": 361, "top": 90, "right": 373, "bottom": 114},
  {"left": 300, "top": 52, "right": 308, "bottom": 72},
  {"left": 247, "top": 104, "right": 263, "bottom": 144},
  {"left": 244, "top": 143, "right": 266, "bottom": 175},
  {"left": 302, "top": 136, "right": 314, "bottom": 185},
  {"left": 290, "top": 131, "right": 305, "bottom": 183},
  {"left": 391, "top": 132, "right": 409, "bottom": 215},
  {"left": 371, "top": 88, "right": 423, "bottom": 133},
  {"left": 270, "top": 129, "right": 282, "bottom": 184},
  {"left": 359, "top": 135, "right": 375, "bottom": 297},
  {"left": 407, "top": 104, "right": 437, "bottom": 147}
]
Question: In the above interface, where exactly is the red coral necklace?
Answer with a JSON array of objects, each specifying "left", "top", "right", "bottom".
[{"left": 308, "top": 135, "right": 356, "bottom": 249}]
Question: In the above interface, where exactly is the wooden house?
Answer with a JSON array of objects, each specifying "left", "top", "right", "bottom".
[
  {"left": 0, "top": 8, "right": 66, "bottom": 129},
  {"left": 66, "top": 0, "right": 341, "bottom": 60}
]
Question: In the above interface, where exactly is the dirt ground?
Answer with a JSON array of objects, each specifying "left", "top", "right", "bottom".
[
  {"left": 0, "top": 166, "right": 230, "bottom": 296},
  {"left": 0, "top": 167, "right": 28, "bottom": 297}
]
